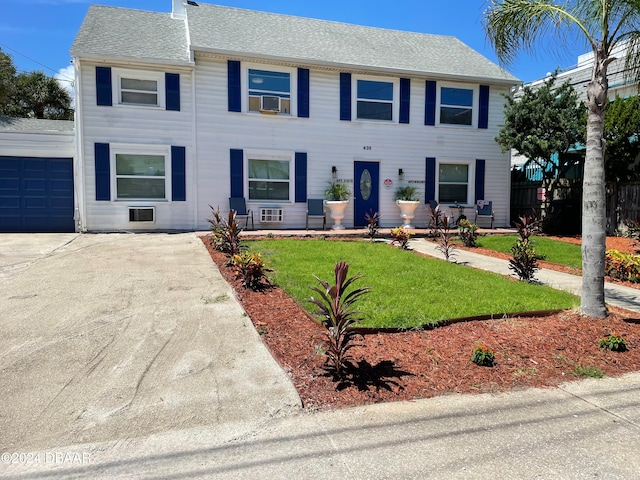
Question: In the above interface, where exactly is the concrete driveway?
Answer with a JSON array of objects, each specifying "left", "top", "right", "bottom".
[{"left": 0, "top": 233, "right": 300, "bottom": 453}]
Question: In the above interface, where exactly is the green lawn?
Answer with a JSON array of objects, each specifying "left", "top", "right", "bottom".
[
  {"left": 477, "top": 235, "right": 583, "bottom": 268},
  {"left": 250, "top": 239, "right": 578, "bottom": 329}
]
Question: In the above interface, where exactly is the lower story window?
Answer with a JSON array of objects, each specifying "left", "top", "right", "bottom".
[
  {"left": 438, "top": 163, "right": 469, "bottom": 203},
  {"left": 115, "top": 153, "right": 166, "bottom": 199},
  {"left": 248, "top": 158, "right": 290, "bottom": 201}
]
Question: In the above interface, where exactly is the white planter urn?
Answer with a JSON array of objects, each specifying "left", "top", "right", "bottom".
[
  {"left": 396, "top": 200, "right": 420, "bottom": 228},
  {"left": 325, "top": 200, "right": 349, "bottom": 230}
]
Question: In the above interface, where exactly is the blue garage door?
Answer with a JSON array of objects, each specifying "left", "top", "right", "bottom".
[{"left": 0, "top": 156, "right": 74, "bottom": 232}]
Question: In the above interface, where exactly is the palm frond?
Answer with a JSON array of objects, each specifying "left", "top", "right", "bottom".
[{"left": 483, "top": 0, "right": 594, "bottom": 66}]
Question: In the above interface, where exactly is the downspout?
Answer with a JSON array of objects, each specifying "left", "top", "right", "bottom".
[{"left": 73, "top": 58, "right": 87, "bottom": 232}]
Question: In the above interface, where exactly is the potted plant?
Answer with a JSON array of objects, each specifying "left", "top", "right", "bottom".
[
  {"left": 394, "top": 186, "right": 420, "bottom": 228},
  {"left": 324, "top": 181, "right": 351, "bottom": 230}
]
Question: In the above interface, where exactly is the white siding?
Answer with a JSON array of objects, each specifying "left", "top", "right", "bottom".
[
  {"left": 77, "top": 61, "right": 195, "bottom": 231},
  {"left": 194, "top": 57, "right": 512, "bottom": 229},
  {"left": 0, "top": 131, "right": 74, "bottom": 158}
]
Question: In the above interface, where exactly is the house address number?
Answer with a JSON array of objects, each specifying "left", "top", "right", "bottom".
[{"left": 363, "top": 146, "right": 372, "bottom": 150}]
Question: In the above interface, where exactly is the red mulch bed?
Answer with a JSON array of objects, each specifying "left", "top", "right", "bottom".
[{"left": 202, "top": 237, "right": 640, "bottom": 410}]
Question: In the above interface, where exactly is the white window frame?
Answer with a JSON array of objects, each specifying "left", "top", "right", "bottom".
[
  {"left": 110, "top": 143, "right": 172, "bottom": 202},
  {"left": 112, "top": 68, "right": 165, "bottom": 109},
  {"left": 243, "top": 64, "right": 297, "bottom": 116},
  {"left": 435, "top": 159, "right": 475, "bottom": 205},
  {"left": 436, "top": 82, "right": 478, "bottom": 128},
  {"left": 244, "top": 149, "right": 294, "bottom": 203},
  {"left": 352, "top": 74, "right": 399, "bottom": 123}
]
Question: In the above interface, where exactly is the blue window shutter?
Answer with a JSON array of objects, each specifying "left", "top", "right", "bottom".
[
  {"left": 399, "top": 78, "right": 410, "bottom": 124},
  {"left": 228, "top": 60, "right": 241, "bottom": 112},
  {"left": 475, "top": 159, "right": 486, "bottom": 202},
  {"left": 479, "top": 85, "right": 490, "bottom": 129},
  {"left": 425, "top": 157, "right": 436, "bottom": 203},
  {"left": 96, "top": 66, "right": 112, "bottom": 106},
  {"left": 339, "top": 72, "right": 351, "bottom": 121},
  {"left": 171, "top": 146, "right": 186, "bottom": 201},
  {"left": 425, "top": 80, "right": 436, "bottom": 126},
  {"left": 295, "top": 152, "right": 307, "bottom": 203},
  {"left": 94, "top": 143, "right": 111, "bottom": 201},
  {"left": 298, "top": 68, "right": 310, "bottom": 118},
  {"left": 166, "top": 73, "right": 180, "bottom": 111},
  {"left": 230, "top": 149, "right": 244, "bottom": 198}
]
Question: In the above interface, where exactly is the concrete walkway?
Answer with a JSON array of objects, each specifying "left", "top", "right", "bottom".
[
  {"left": 3, "top": 232, "right": 640, "bottom": 479},
  {"left": 410, "top": 238, "right": 640, "bottom": 313}
]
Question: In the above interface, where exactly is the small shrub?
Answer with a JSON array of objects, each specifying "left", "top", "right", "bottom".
[
  {"left": 509, "top": 215, "right": 540, "bottom": 282},
  {"left": 435, "top": 215, "right": 457, "bottom": 262},
  {"left": 394, "top": 186, "right": 419, "bottom": 201},
  {"left": 230, "top": 251, "right": 272, "bottom": 290},
  {"left": 324, "top": 181, "right": 351, "bottom": 201},
  {"left": 309, "top": 261, "right": 371, "bottom": 378},
  {"left": 390, "top": 226, "right": 412, "bottom": 249},
  {"left": 428, "top": 203, "right": 443, "bottom": 237},
  {"left": 364, "top": 210, "right": 380, "bottom": 242},
  {"left": 605, "top": 249, "right": 640, "bottom": 283},
  {"left": 574, "top": 365, "right": 604, "bottom": 378},
  {"left": 598, "top": 334, "right": 628, "bottom": 352},
  {"left": 458, "top": 219, "right": 479, "bottom": 247},
  {"left": 207, "top": 205, "right": 243, "bottom": 256},
  {"left": 471, "top": 343, "right": 495, "bottom": 367}
]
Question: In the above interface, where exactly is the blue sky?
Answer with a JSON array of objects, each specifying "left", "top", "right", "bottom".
[{"left": 2, "top": 0, "right": 590, "bottom": 94}]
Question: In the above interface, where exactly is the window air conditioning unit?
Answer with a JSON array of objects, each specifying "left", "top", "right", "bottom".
[
  {"left": 260, "top": 95, "right": 281, "bottom": 112},
  {"left": 129, "top": 207, "right": 155, "bottom": 223},
  {"left": 260, "top": 208, "right": 283, "bottom": 223}
]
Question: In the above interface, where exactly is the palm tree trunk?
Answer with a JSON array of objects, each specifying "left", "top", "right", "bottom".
[{"left": 581, "top": 50, "right": 608, "bottom": 318}]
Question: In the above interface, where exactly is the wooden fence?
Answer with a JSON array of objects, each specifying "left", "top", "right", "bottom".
[{"left": 511, "top": 180, "right": 640, "bottom": 234}]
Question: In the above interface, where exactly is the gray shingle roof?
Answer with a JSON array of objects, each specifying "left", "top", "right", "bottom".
[
  {"left": 70, "top": 2, "right": 517, "bottom": 83},
  {"left": 0, "top": 116, "right": 74, "bottom": 134},
  {"left": 186, "top": 3, "right": 518, "bottom": 83},
  {"left": 71, "top": 5, "right": 190, "bottom": 64}
]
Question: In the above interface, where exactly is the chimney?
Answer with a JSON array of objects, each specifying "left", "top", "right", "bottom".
[{"left": 172, "top": 0, "right": 186, "bottom": 20}]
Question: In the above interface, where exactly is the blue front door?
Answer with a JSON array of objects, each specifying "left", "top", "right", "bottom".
[{"left": 354, "top": 161, "right": 379, "bottom": 227}]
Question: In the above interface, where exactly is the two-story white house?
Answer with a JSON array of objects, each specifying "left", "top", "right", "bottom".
[{"left": 70, "top": 0, "right": 518, "bottom": 231}]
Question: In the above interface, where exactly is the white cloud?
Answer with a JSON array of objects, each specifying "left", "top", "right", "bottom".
[{"left": 55, "top": 65, "right": 76, "bottom": 107}]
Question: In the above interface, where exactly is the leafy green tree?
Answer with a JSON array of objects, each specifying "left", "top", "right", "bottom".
[
  {"left": 484, "top": 0, "right": 640, "bottom": 318},
  {"left": 604, "top": 95, "right": 640, "bottom": 182},
  {"left": 496, "top": 72, "right": 585, "bottom": 221},
  {"left": 0, "top": 47, "right": 17, "bottom": 113},
  {"left": 10, "top": 71, "right": 73, "bottom": 120}
]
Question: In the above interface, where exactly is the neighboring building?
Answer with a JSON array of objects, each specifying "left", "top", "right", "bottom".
[
  {"left": 513, "top": 43, "right": 638, "bottom": 182},
  {"left": 69, "top": 0, "right": 518, "bottom": 231},
  {"left": 0, "top": 117, "right": 75, "bottom": 232}
]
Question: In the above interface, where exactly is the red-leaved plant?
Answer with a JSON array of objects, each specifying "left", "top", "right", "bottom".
[{"left": 309, "top": 261, "right": 371, "bottom": 378}]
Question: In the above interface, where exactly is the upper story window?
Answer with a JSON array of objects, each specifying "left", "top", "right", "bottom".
[
  {"left": 248, "top": 157, "right": 291, "bottom": 201},
  {"left": 356, "top": 79, "right": 393, "bottom": 121},
  {"left": 114, "top": 69, "right": 165, "bottom": 108},
  {"left": 439, "top": 86, "right": 474, "bottom": 126},
  {"left": 248, "top": 69, "right": 291, "bottom": 115}
]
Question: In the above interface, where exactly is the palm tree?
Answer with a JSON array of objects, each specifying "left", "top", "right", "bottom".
[
  {"left": 12, "top": 71, "right": 73, "bottom": 120},
  {"left": 484, "top": 0, "right": 640, "bottom": 318}
]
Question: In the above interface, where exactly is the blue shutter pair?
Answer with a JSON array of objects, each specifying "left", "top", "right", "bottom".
[
  {"left": 424, "top": 81, "right": 490, "bottom": 128},
  {"left": 425, "top": 158, "right": 486, "bottom": 203},
  {"left": 96, "top": 67, "right": 180, "bottom": 110},
  {"left": 230, "top": 149, "right": 308, "bottom": 202},
  {"left": 340, "top": 74, "right": 410, "bottom": 123},
  {"left": 94, "top": 144, "right": 186, "bottom": 201},
  {"left": 227, "top": 61, "right": 310, "bottom": 117}
]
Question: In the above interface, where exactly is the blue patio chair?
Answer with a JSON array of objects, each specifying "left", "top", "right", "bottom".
[
  {"left": 474, "top": 201, "right": 494, "bottom": 229},
  {"left": 229, "top": 197, "right": 254, "bottom": 230},
  {"left": 306, "top": 199, "right": 326, "bottom": 230}
]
